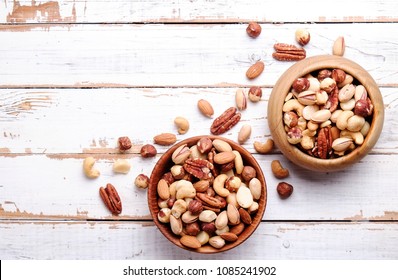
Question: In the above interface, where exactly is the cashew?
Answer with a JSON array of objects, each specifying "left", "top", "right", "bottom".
[
  {"left": 301, "top": 135, "right": 314, "bottom": 150},
  {"left": 253, "top": 139, "right": 274, "bottom": 154},
  {"left": 83, "top": 157, "right": 100, "bottom": 179},
  {"left": 213, "top": 174, "right": 230, "bottom": 197},
  {"left": 232, "top": 150, "right": 244, "bottom": 174},
  {"left": 112, "top": 159, "right": 131, "bottom": 174},
  {"left": 271, "top": 160, "right": 289, "bottom": 179},
  {"left": 175, "top": 180, "right": 196, "bottom": 200},
  {"left": 174, "top": 116, "right": 190, "bottom": 135},
  {"left": 340, "top": 130, "right": 364, "bottom": 145},
  {"left": 336, "top": 110, "right": 354, "bottom": 130},
  {"left": 282, "top": 99, "right": 305, "bottom": 116}
]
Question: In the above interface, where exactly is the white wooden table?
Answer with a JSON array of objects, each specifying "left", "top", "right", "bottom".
[{"left": 1, "top": 0, "right": 397, "bottom": 260}]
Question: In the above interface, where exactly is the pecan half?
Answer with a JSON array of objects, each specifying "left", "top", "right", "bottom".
[
  {"left": 316, "top": 127, "right": 333, "bottom": 159},
  {"left": 210, "top": 107, "right": 241, "bottom": 135},
  {"left": 272, "top": 43, "right": 306, "bottom": 61},
  {"left": 323, "top": 87, "right": 339, "bottom": 113},
  {"left": 99, "top": 183, "right": 122, "bottom": 215},
  {"left": 196, "top": 193, "right": 224, "bottom": 208},
  {"left": 183, "top": 158, "right": 214, "bottom": 180}
]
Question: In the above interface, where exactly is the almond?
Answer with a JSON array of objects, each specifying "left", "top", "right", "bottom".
[
  {"left": 213, "top": 151, "right": 236, "bottom": 165},
  {"left": 180, "top": 235, "right": 201, "bottom": 249},
  {"left": 153, "top": 133, "right": 177, "bottom": 146},
  {"left": 238, "top": 208, "right": 252, "bottom": 225},
  {"left": 229, "top": 222, "right": 245, "bottom": 235},
  {"left": 197, "top": 99, "right": 214, "bottom": 118},
  {"left": 157, "top": 178, "right": 170, "bottom": 200},
  {"left": 219, "top": 232, "right": 239, "bottom": 242},
  {"left": 246, "top": 61, "right": 264, "bottom": 79}
]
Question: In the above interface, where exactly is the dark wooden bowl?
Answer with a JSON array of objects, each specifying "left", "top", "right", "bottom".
[
  {"left": 148, "top": 135, "right": 267, "bottom": 253},
  {"left": 268, "top": 55, "right": 384, "bottom": 172}
]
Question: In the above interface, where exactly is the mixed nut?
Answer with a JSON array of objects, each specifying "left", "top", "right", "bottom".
[
  {"left": 155, "top": 137, "right": 264, "bottom": 250},
  {"left": 282, "top": 68, "right": 374, "bottom": 158}
]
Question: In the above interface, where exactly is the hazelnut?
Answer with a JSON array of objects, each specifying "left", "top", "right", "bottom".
[
  {"left": 317, "top": 69, "right": 332, "bottom": 81},
  {"left": 140, "top": 144, "right": 157, "bottom": 158},
  {"left": 188, "top": 200, "right": 203, "bottom": 215},
  {"left": 248, "top": 86, "right": 262, "bottom": 102},
  {"left": 292, "top": 78, "right": 310, "bottom": 93},
  {"left": 197, "top": 137, "right": 213, "bottom": 154},
  {"left": 241, "top": 166, "right": 257, "bottom": 182},
  {"left": 134, "top": 174, "right": 150, "bottom": 189},
  {"left": 331, "top": 69, "right": 346, "bottom": 84},
  {"left": 118, "top": 136, "right": 132, "bottom": 151},
  {"left": 161, "top": 172, "right": 175, "bottom": 185},
  {"left": 277, "top": 182, "right": 294, "bottom": 199},
  {"left": 295, "top": 28, "right": 310, "bottom": 46},
  {"left": 354, "top": 99, "right": 372, "bottom": 117},
  {"left": 246, "top": 22, "right": 261, "bottom": 38},
  {"left": 201, "top": 222, "right": 216, "bottom": 235},
  {"left": 185, "top": 222, "right": 200, "bottom": 236}
]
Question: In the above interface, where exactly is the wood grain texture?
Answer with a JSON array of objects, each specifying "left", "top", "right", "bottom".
[
  {"left": 1, "top": 154, "right": 397, "bottom": 221},
  {"left": 0, "top": 23, "right": 397, "bottom": 87},
  {"left": 0, "top": 221, "right": 397, "bottom": 259},
  {"left": 1, "top": 0, "right": 398, "bottom": 23}
]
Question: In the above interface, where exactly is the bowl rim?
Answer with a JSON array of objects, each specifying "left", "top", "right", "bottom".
[
  {"left": 268, "top": 55, "right": 385, "bottom": 172},
  {"left": 147, "top": 135, "right": 267, "bottom": 254}
]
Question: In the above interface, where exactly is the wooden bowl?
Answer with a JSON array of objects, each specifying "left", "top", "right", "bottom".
[
  {"left": 268, "top": 55, "right": 384, "bottom": 172},
  {"left": 148, "top": 135, "right": 267, "bottom": 253}
]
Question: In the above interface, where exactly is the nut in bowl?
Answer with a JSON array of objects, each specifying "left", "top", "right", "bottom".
[
  {"left": 268, "top": 55, "right": 384, "bottom": 172},
  {"left": 148, "top": 135, "right": 267, "bottom": 253}
]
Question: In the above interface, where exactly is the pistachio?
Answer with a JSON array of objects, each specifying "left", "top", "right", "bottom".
[
  {"left": 198, "top": 210, "right": 217, "bottom": 223},
  {"left": 235, "top": 88, "right": 247, "bottom": 110}
]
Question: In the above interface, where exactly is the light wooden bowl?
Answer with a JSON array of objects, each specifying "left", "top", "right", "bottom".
[
  {"left": 148, "top": 135, "right": 267, "bottom": 253},
  {"left": 268, "top": 55, "right": 384, "bottom": 172}
]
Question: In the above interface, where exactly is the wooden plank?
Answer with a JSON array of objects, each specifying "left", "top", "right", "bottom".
[
  {"left": 0, "top": 88, "right": 396, "bottom": 154},
  {"left": 0, "top": 221, "right": 396, "bottom": 259},
  {"left": 1, "top": 0, "right": 398, "bottom": 24},
  {"left": 0, "top": 153, "right": 397, "bottom": 221},
  {"left": 0, "top": 23, "right": 397, "bottom": 87}
]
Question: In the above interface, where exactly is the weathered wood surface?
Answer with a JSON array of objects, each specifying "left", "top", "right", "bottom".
[
  {"left": 1, "top": 0, "right": 398, "bottom": 23},
  {"left": 0, "top": 23, "right": 397, "bottom": 87},
  {"left": 0, "top": 0, "right": 397, "bottom": 260},
  {"left": 1, "top": 221, "right": 397, "bottom": 260}
]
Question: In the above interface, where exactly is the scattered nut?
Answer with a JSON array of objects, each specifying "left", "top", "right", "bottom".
[
  {"left": 277, "top": 182, "right": 293, "bottom": 199},
  {"left": 118, "top": 136, "right": 132, "bottom": 151},
  {"left": 83, "top": 157, "right": 100, "bottom": 179},
  {"left": 333, "top": 36, "right": 345, "bottom": 56},
  {"left": 238, "top": 124, "right": 252, "bottom": 144},
  {"left": 235, "top": 89, "right": 247, "bottom": 110},
  {"left": 174, "top": 116, "right": 190, "bottom": 135},
  {"left": 99, "top": 183, "right": 122, "bottom": 215},
  {"left": 295, "top": 28, "right": 310, "bottom": 46},
  {"left": 112, "top": 159, "right": 131, "bottom": 174},
  {"left": 246, "top": 22, "right": 261, "bottom": 38},
  {"left": 140, "top": 144, "right": 157, "bottom": 158},
  {"left": 197, "top": 99, "right": 214, "bottom": 118},
  {"left": 253, "top": 139, "right": 274, "bottom": 154},
  {"left": 271, "top": 160, "right": 289, "bottom": 179},
  {"left": 134, "top": 174, "right": 150, "bottom": 189},
  {"left": 153, "top": 133, "right": 177, "bottom": 146},
  {"left": 246, "top": 61, "right": 265, "bottom": 80},
  {"left": 248, "top": 86, "right": 262, "bottom": 102}
]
